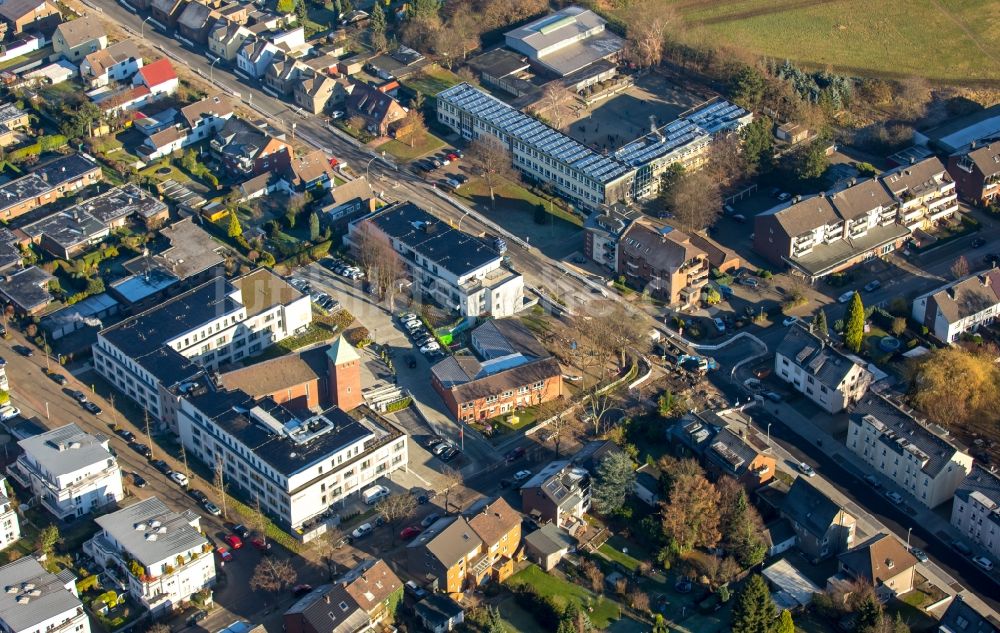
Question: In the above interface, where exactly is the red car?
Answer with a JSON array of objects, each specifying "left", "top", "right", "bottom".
[
  {"left": 215, "top": 547, "right": 233, "bottom": 562},
  {"left": 447, "top": 153, "right": 459, "bottom": 162},
  {"left": 223, "top": 534, "right": 243, "bottom": 549},
  {"left": 251, "top": 536, "right": 271, "bottom": 552},
  {"left": 399, "top": 525, "right": 421, "bottom": 540}
]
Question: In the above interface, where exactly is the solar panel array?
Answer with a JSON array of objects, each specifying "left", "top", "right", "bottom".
[
  {"left": 684, "top": 100, "right": 750, "bottom": 135},
  {"left": 439, "top": 83, "right": 631, "bottom": 185},
  {"left": 614, "top": 117, "right": 710, "bottom": 167}
]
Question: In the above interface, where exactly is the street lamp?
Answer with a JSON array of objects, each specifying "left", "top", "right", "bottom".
[
  {"left": 766, "top": 422, "right": 772, "bottom": 450},
  {"left": 906, "top": 527, "right": 912, "bottom": 548},
  {"left": 209, "top": 57, "right": 220, "bottom": 84},
  {"left": 140, "top": 16, "right": 153, "bottom": 39},
  {"left": 365, "top": 156, "right": 377, "bottom": 182}
]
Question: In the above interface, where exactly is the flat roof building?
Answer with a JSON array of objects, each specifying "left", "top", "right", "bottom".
[
  {"left": 504, "top": 7, "right": 623, "bottom": 77},
  {"left": 0, "top": 558, "right": 88, "bottom": 633}
]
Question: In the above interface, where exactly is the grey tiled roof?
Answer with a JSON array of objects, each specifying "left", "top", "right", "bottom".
[
  {"left": 775, "top": 325, "right": 867, "bottom": 391},
  {"left": 782, "top": 477, "right": 845, "bottom": 540},
  {"left": 956, "top": 466, "right": 1000, "bottom": 528},
  {"left": 0, "top": 558, "right": 81, "bottom": 633},
  {"left": 939, "top": 595, "right": 1000, "bottom": 633},
  {"left": 95, "top": 497, "right": 207, "bottom": 568}
]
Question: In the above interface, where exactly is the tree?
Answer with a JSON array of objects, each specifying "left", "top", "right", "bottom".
[
  {"left": 659, "top": 471, "right": 720, "bottom": 552},
  {"left": 718, "top": 477, "right": 767, "bottom": 568},
  {"left": 440, "top": 465, "right": 462, "bottom": 512},
  {"left": 537, "top": 83, "right": 574, "bottom": 131},
  {"left": 60, "top": 101, "right": 102, "bottom": 140},
  {"left": 951, "top": 255, "right": 969, "bottom": 280},
  {"left": 354, "top": 221, "right": 405, "bottom": 310},
  {"left": 844, "top": 292, "right": 865, "bottom": 353},
  {"left": 406, "top": 0, "right": 438, "bottom": 20},
  {"left": 401, "top": 108, "right": 428, "bottom": 148},
  {"left": 578, "top": 302, "right": 646, "bottom": 368},
  {"left": 741, "top": 116, "right": 774, "bottom": 173},
  {"left": 227, "top": 211, "right": 243, "bottom": 238},
  {"left": 309, "top": 525, "right": 344, "bottom": 579},
  {"left": 909, "top": 347, "right": 1000, "bottom": 427},
  {"left": 309, "top": 212, "right": 321, "bottom": 242},
  {"left": 775, "top": 610, "right": 794, "bottom": 633},
  {"left": 580, "top": 559, "right": 604, "bottom": 594},
  {"left": 375, "top": 494, "right": 417, "bottom": 538},
  {"left": 341, "top": 0, "right": 352, "bottom": 14},
  {"left": 147, "top": 624, "right": 170, "bottom": 633},
  {"left": 246, "top": 495, "right": 268, "bottom": 545},
  {"left": 812, "top": 308, "right": 828, "bottom": 338},
  {"left": 731, "top": 574, "right": 778, "bottom": 633},
  {"left": 660, "top": 169, "right": 722, "bottom": 233},
  {"left": 36, "top": 525, "right": 59, "bottom": 557},
  {"left": 276, "top": 0, "right": 295, "bottom": 14},
  {"left": 855, "top": 594, "right": 885, "bottom": 633},
  {"left": 434, "top": 5, "right": 478, "bottom": 64},
  {"left": 467, "top": 135, "right": 517, "bottom": 205},
  {"left": 730, "top": 65, "right": 766, "bottom": 110},
  {"left": 249, "top": 558, "right": 296, "bottom": 593},
  {"left": 369, "top": 1, "right": 387, "bottom": 51},
  {"left": 652, "top": 615, "right": 670, "bottom": 633},
  {"left": 622, "top": 0, "right": 677, "bottom": 68},
  {"left": 591, "top": 452, "right": 636, "bottom": 516},
  {"left": 657, "top": 390, "right": 686, "bottom": 418},
  {"left": 483, "top": 606, "right": 506, "bottom": 633},
  {"left": 789, "top": 138, "right": 829, "bottom": 182},
  {"left": 213, "top": 458, "right": 228, "bottom": 520},
  {"left": 655, "top": 455, "right": 704, "bottom": 497},
  {"left": 891, "top": 316, "right": 907, "bottom": 336}
]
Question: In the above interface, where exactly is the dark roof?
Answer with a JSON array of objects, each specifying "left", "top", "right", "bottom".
[
  {"left": 345, "top": 82, "right": 403, "bottom": 126},
  {"left": 468, "top": 48, "right": 529, "bottom": 78},
  {"left": 524, "top": 522, "right": 574, "bottom": 555},
  {"left": 619, "top": 219, "right": 705, "bottom": 273},
  {"left": 437, "top": 356, "right": 560, "bottom": 403},
  {"left": 414, "top": 516, "right": 482, "bottom": 568},
  {"left": 20, "top": 207, "right": 106, "bottom": 253},
  {"left": 939, "top": 596, "right": 1000, "bottom": 633},
  {"left": 775, "top": 325, "right": 867, "bottom": 390},
  {"left": 54, "top": 14, "right": 104, "bottom": 48},
  {"left": 472, "top": 318, "right": 548, "bottom": 359},
  {"left": 828, "top": 178, "right": 895, "bottom": 221},
  {"left": 177, "top": 1, "right": 213, "bottom": 30},
  {"left": 367, "top": 201, "right": 502, "bottom": 278},
  {"left": 0, "top": 266, "right": 52, "bottom": 311},
  {"left": 466, "top": 497, "right": 519, "bottom": 546},
  {"left": 0, "top": 154, "right": 100, "bottom": 214},
  {"left": 180, "top": 93, "right": 232, "bottom": 129},
  {"left": 963, "top": 140, "right": 1000, "bottom": 179},
  {"left": 0, "top": 0, "right": 52, "bottom": 22},
  {"left": 414, "top": 594, "right": 464, "bottom": 626},
  {"left": 704, "top": 427, "right": 763, "bottom": 476},
  {"left": 342, "top": 559, "right": 401, "bottom": 613},
  {"left": 880, "top": 157, "right": 949, "bottom": 198},
  {"left": 782, "top": 477, "right": 847, "bottom": 540},
  {"left": 922, "top": 269, "right": 1000, "bottom": 325},
  {"left": 851, "top": 394, "right": 966, "bottom": 478},
  {"left": 838, "top": 533, "right": 917, "bottom": 584},
  {"left": 218, "top": 352, "right": 322, "bottom": 397},
  {"left": 761, "top": 195, "right": 840, "bottom": 238},
  {"left": 955, "top": 466, "right": 1000, "bottom": 529},
  {"left": 284, "top": 583, "right": 367, "bottom": 633}
]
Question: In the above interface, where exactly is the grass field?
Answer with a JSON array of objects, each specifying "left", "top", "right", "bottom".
[
  {"left": 656, "top": 0, "right": 1000, "bottom": 83},
  {"left": 507, "top": 564, "right": 622, "bottom": 629}
]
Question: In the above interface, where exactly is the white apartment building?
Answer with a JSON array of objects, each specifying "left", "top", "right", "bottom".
[
  {"left": 0, "top": 478, "right": 21, "bottom": 552},
  {"left": 774, "top": 325, "right": 872, "bottom": 414},
  {"left": 951, "top": 466, "right": 1000, "bottom": 560},
  {"left": 93, "top": 270, "right": 311, "bottom": 424},
  {"left": 0, "top": 558, "right": 89, "bottom": 633},
  {"left": 350, "top": 202, "right": 525, "bottom": 318},
  {"left": 85, "top": 497, "right": 215, "bottom": 615},
  {"left": 880, "top": 157, "right": 958, "bottom": 232},
  {"left": 176, "top": 383, "right": 408, "bottom": 533},
  {"left": 847, "top": 396, "right": 973, "bottom": 509},
  {"left": 912, "top": 268, "right": 1000, "bottom": 343},
  {"left": 8, "top": 424, "right": 124, "bottom": 520}
]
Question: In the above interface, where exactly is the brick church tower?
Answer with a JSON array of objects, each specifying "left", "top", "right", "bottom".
[{"left": 327, "top": 336, "right": 362, "bottom": 411}]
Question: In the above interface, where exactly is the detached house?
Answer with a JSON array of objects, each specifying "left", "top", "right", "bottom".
[
  {"left": 617, "top": 218, "right": 709, "bottom": 307},
  {"left": 236, "top": 37, "right": 279, "bottom": 79},
  {"left": 133, "top": 58, "right": 178, "bottom": 97},
  {"left": 774, "top": 325, "right": 872, "bottom": 414},
  {"left": 520, "top": 460, "right": 590, "bottom": 528},
  {"left": 52, "top": 14, "right": 107, "bottom": 62},
  {"left": 294, "top": 73, "right": 346, "bottom": 115},
  {"left": 407, "top": 497, "right": 520, "bottom": 594},
  {"left": 912, "top": 268, "right": 1000, "bottom": 343},
  {"left": 703, "top": 427, "right": 775, "bottom": 487},
  {"left": 80, "top": 40, "right": 143, "bottom": 88},
  {"left": 346, "top": 82, "right": 406, "bottom": 137},
  {"left": 781, "top": 477, "right": 856, "bottom": 561},
  {"left": 0, "top": 558, "right": 90, "bottom": 633},
  {"left": 264, "top": 51, "right": 307, "bottom": 97},
  {"left": 948, "top": 140, "right": 1000, "bottom": 206},
  {"left": 137, "top": 93, "right": 233, "bottom": 161},
  {"left": 212, "top": 117, "right": 293, "bottom": 178},
  {"left": 284, "top": 560, "right": 402, "bottom": 633},
  {"left": 0, "top": 0, "right": 59, "bottom": 36},
  {"left": 835, "top": 534, "right": 917, "bottom": 600},
  {"left": 289, "top": 149, "right": 335, "bottom": 190}
]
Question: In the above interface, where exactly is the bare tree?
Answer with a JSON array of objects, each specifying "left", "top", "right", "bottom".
[
  {"left": 466, "top": 135, "right": 517, "bottom": 205},
  {"left": 662, "top": 169, "right": 722, "bottom": 233},
  {"left": 246, "top": 495, "right": 268, "bottom": 545},
  {"left": 354, "top": 220, "right": 382, "bottom": 281},
  {"left": 355, "top": 221, "right": 404, "bottom": 310},
  {"left": 585, "top": 386, "right": 615, "bottom": 436},
  {"left": 400, "top": 108, "right": 428, "bottom": 148},
  {"left": 951, "top": 255, "right": 969, "bottom": 280},
  {"left": 213, "top": 458, "right": 228, "bottom": 520},
  {"left": 376, "top": 494, "right": 417, "bottom": 535},
  {"left": 582, "top": 303, "right": 647, "bottom": 368},
  {"left": 309, "top": 525, "right": 344, "bottom": 579},
  {"left": 249, "top": 558, "right": 296, "bottom": 593},
  {"left": 622, "top": 0, "right": 678, "bottom": 68},
  {"left": 147, "top": 624, "right": 170, "bottom": 633},
  {"left": 536, "top": 83, "right": 575, "bottom": 131},
  {"left": 440, "top": 466, "right": 463, "bottom": 513},
  {"left": 581, "top": 558, "right": 604, "bottom": 594},
  {"left": 434, "top": 4, "right": 478, "bottom": 63}
]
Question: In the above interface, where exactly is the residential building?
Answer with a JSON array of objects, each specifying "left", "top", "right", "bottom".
[
  {"left": 150, "top": 0, "right": 188, "bottom": 30},
  {"left": 177, "top": 1, "right": 219, "bottom": 43},
  {"left": 236, "top": 37, "right": 279, "bottom": 79},
  {"left": 938, "top": 595, "right": 1000, "bottom": 633},
  {"left": 7, "top": 423, "right": 124, "bottom": 520},
  {"left": 0, "top": 153, "right": 102, "bottom": 221},
  {"left": 437, "top": 83, "right": 748, "bottom": 210},
  {"left": 523, "top": 523, "right": 575, "bottom": 571},
  {"left": 212, "top": 118, "right": 293, "bottom": 178},
  {"left": 0, "top": 478, "right": 20, "bottom": 552},
  {"left": 348, "top": 202, "right": 525, "bottom": 318},
  {"left": 847, "top": 395, "right": 974, "bottom": 509},
  {"left": 407, "top": 497, "right": 520, "bottom": 593},
  {"left": 0, "top": 558, "right": 89, "bottom": 633},
  {"left": 284, "top": 559, "right": 402, "bottom": 633},
  {"left": 948, "top": 140, "right": 1000, "bottom": 206},
  {"left": 0, "top": 103, "right": 30, "bottom": 148},
  {"left": 0, "top": 0, "right": 59, "bottom": 36},
  {"left": 319, "top": 176, "right": 375, "bottom": 226},
  {"left": 520, "top": 460, "right": 590, "bottom": 528},
  {"left": 51, "top": 14, "right": 106, "bottom": 62},
  {"left": 912, "top": 268, "right": 1000, "bottom": 343},
  {"left": 80, "top": 40, "right": 143, "bottom": 88},
  {"left": 217, "top": 349, "right": 326, "bottom": 412},
  {"left": 289, "top": 149, "right": 335, "bottom": 191},
  {"left": 133, "top": 58, "right": 179, "bottom": 97},
  {"left": 345, "top": 82, "right": 406, "bottom": 137},
  {"left": 293, "top": 73, "right": 345, "bottom": 115},
  {"left": 0, "top": 266, "right": 54, "bottom": 315},
  {"left": 85, "top": 497, "right": 215, "bottom": 614},
  {"left": 880, "top": 157, "right": 958, "bottom": 233},
  {"left": 264, "top": 52, "right": 307, "bottom": 97},
  {"left": 774, "top": 325, "right": 873, "bottom": 413},
  {"left": 208, "top": 21, "right": 252, "bottom": 61},
  {"left": 137, "top": 93, "right": 234, "bottom": 161},
  {"left": 176, "top": 385, "right": 408, "bottom": 530},
  {"left": 617, "top": 219, "right": 708, "bottom": 306},
  {"left": 836, "top": 534, "right": 916, "bottom": 600},
  {"left": 415, "top": 595, "right": 464, "bottom": 633},
  {"left": 702, "top": 427, "right": 775, "bottom": 487},
  {"left": 951, "top": 466, "right": 1000, "bottom": 560},
  {"left": 753, "top": 178, "right": 909, "bottom": 281},
  {"left": 504, "top": 6, "right": 623, "bottom": 79},
  {"left": 431, "top": 318, "right": 562, "bottom": 422},
  {"left": 781, "top": 477, "right": 856, "bottom": 561},
  {"left": 93, "top": 269, "right": 311, "bottom": 422}
]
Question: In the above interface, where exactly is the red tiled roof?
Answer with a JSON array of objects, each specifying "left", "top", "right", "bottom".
[
  {"left": 99, "top": 85, "right": 150, "bottom": 112},
  {"left": 137, "top": 58, "right": 177, "bottom": 88}
]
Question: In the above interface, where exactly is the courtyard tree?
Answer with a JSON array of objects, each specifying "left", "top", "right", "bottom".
[
  {"left": 910, "top": 347, "right": 1000, "bottom": 428},
  {"left": 659, "top": 470, "right": 720, "bottom": 552},
  {"left": 731, "top": 574, "right": 778, "bottom": 633},
  {"left": 661, "top": 169, "right": 722, "bottom": 233},
  {"left": 591, "top": 451, "right": 636, "bottom": 516},
  {"left": 36, "top": 525, "right": 59, "bottom": 557},
  {"left": 844, "top": 292, "right": 865, "bottom": 353},
  {"left": 812, "top": 308, "right": 828, "bottom": 338},
  {"left": 440, "top": 465, "right": 463, "bottom": 512},
  {"left": 536, "top": 83, "right": 575, "bottom": 131},
  {"left": 375, "top": 494, "right": 417, "bottom": 539},
  {"left": 467, "top": 135, "right": 517, "bottom": 205},
  {"left": 227, "top": 212, "right": 243, "bottom": 239},
  {"left": 354, "top": 221, "right": 404, "bottom": 310},
  {"left": 309, "top": 212, "right": 320, "bottom": 242},
  {"left": 249, "top": 558, "right": 296, "bottom": 593}
]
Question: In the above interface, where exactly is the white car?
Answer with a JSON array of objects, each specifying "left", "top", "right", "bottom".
[
  {"left": 0, "top": 406, "right": 19, "bottom": 421},
  {"left": 330, "top": 110, "right": 344, "bottom": 120},
  {"left": 351, "top": 523, "right": 373, "bottom": 539},
  {"left": 169, "top": 472, "right": 190, "bottom": 487},
  {"left": 838, "top": 290, "right": 856, "bottom": 304},
  {"left": 797, "top": 462, "right": 816, "bottom": 477},
  {"left": 885, "top": 491, "right": 904, "bottom": 505},
  {"left": 972, "top": 555, "right": 994, "bottom": 571},
  {"left": 513, "top": 469, "right": 532, "bottom": 482},
  {"left": 419, "top": 343, "right": 440, "bottom": 354},
  {"left": 782, "top": 316, "right": 799, "bottom": 327}
]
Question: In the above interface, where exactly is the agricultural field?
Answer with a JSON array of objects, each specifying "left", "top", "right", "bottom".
[{"left": 663, "top": 0, "right": 1000, "bottom": 83}]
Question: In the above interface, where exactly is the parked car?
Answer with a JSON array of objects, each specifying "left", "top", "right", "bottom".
[
  {"left": 12, "top": 345, "right": 32, "bottom": 357},
  {"left": 48, "top": 372, "right": 67, "bottom": 386},
  {"left": 115, "top": 428, "right": 136, "bottom": 442},
  {"left": 82, "top": 401, "right": 102, "bottom": 415},
  {"left": 713, "top": 317, "right": 725, "bottom": 333},
  {"left": 202, "top": 501, "right": 222, "bottom": 517},
  {"left": 351, "top": 523, "right": 374, "bottom": 539},
  {"left": 782, "top": 316, "right": 798, "bottom": 327},
  {"left": 439, "top": 447, "right": 460, "bottom": 461},
  {"left": 953, "top": 540, "right": 973, "bottom": 556},
  {"left": 223, "top": 534, "right": 243, "bottom": 549},
  {"left": 885, "top": 491, "right": 904, "bottom": 505},
  {"left": 838, "top": 290, "right": 856, "bottom": 304},
  {"left": 910, "top": 548, "right": 928, "bottom": 563},
  {"left": 505, "top": 446, "right": 525, "bottom": 462},
  {"left": 189, "top": 490, "right": 208, "bottom": 504},
  {"left": 232, "top": 524, "right": 251, "bottom": 540},
  {"left": 0, "top": 406, "right": 20, "bottom": 421},
  {"left": 404, "top": 580, "right": 429, "bottom": 600},
  {"left": 169, "top": 472, "right": 190, "bottom": 487},
  {"left": 797, "top": 462, "right": 816, "bottom": 477},
  {"left": 215, "top": 547, "right": 233, "bottom": 563},
  {"left": 863, "top": 280, "right": 882, "bottom": 292},
  {"left": 972, "top": 555, "right": 994, "bottom": 571},
  {"left": 983, "top": 253, "right": 1000, "bottom": 266},
  {"left": 514, "top": 469, "right": 532, "bottom": 482},
  {"left": 188, "top": 610, "right": 208, "bottom": 626},
  {"left": 132, "top": 473, "right": 148, "bottom": 488},
  {"left": 292, "top": 584, "right": 314, "bottom": 597},
  {"left": 400, "top": 526, "right": 421, "bottom": 540},
  {"left": 863, "top": 474, "right": 881, "bottom": 488},
  {"left": 251, "top": 537, "right": 272, "bottom": 553},
  {"left": 69, "top": 390, "right": 88, "bottom": 403},
  {"left": 330, "top": 110, "right": 344, "bottom": 120},
  {"left": 739, "top": 277, "right": 759, "bottom": 288},
  {"left": 151, "top": 459, "right": 171, "bottom": 474},
  {"left": 432, "top": 442, "right": 453, "bottom": 456},
  {"left": 420, "top": 513, "right": 441, "bottom": 528},
  {"left": 764, "top": 391, "right": 782, "bottom": 403},
  {"left": 130, "top": 442, "right": 152, "bottom": 458},
  {"left": 420, "top": 343, "right": 440, "bottom": 354}
]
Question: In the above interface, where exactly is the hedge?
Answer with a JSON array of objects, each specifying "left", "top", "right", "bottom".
[
  {"left": 224, "top": 494, "right": 304, "bottom": 554},
  {"left": 384, "top": 397, "right": 412, "bottom": 413}
]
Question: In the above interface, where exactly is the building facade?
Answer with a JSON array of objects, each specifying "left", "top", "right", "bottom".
[
  {"left": 0, "top": 558, "right": 89, "bottom": 633},
  {"left": 8, "top": 424, "right": 124, "bottom": 520},
  {"left": 617, "top": 219, "right": 708, "bottom": 306},
  {"left": 951, "top": 466, "right": 1000, "bottom": 560},
  {"left": 774, "top": 325, "right": 873, "bottom": 413},
  {"left": 520, "top": 461, "right": 590, "bottom": 528},
  {"left": 880, "top": 157, "right": 958, "bottom": 232},
  {"left": 0, "top": 478, "right": 20, "bottom": 552},
  {"left": 781, "top": 477, "right": 856, "bottom": 561},
  {"left": 911, "top": 269, "right": 1000, "bottom": 343},
  {"left": 947, "top": 140, "right": 1000, "bottom": 206}
]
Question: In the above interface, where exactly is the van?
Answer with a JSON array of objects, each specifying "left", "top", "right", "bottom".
[{"left": 362, "top": 485, "right": 390, "bottom": 505}]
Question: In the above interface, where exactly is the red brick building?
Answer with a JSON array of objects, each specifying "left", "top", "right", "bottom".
[
  {"left": 328, "top": 336, "right": 362, "bottom": 411},
  {"left": 947, "top": 140, "right": 1000, "bottom": 207},
  {"left": 431, "top": 319, "right": 562, "bottom": 422}
]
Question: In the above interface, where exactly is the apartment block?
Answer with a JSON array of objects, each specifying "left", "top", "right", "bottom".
[
  {"left": 948, "top": 140, "right": 1000, "bottom": 206},
  {"left": 520, "top": 461, "right": 590, "bottom": 528},
  {"left": 7, "top": 424, "right": 124, "bottom": 520},
  {"left": 880, "top": 157, "right": 958, "bottom": 232},
  {"left": 617, "top": 219, "right": 708, "bottom": 306},
  {"left": 951, "top": 466, "right": 1000, "bottom": 560},
  {"left": 912, "top": 268, "right": 1000, "bottom": 343},
  {"left": 86, "top": 497, "right": 215, "bottom": 614},
  {"left": 847, "top": 396, "right": 973, "bottom": 509},
  {"left": 0, "top": 558, "right": 89, "bottom": 633},
  {"left": 774, "top": 325, "right": 872, "bottom": 413},
  {"left": 0, "top": 478, "right": 20, "bottom": 552}
]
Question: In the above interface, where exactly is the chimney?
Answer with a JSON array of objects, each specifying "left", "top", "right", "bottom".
[
  {"left": 324, "top": 595, "right": 330, "bottom": 604},
  {"left": 909, "top": 157, "right": 915, "bottom": 165},
  {"left": 981, "top": 274, "right": 990, "bottom": 288},
  {"left": 971, "top": 141, "right": 976, "bottom": 150}
]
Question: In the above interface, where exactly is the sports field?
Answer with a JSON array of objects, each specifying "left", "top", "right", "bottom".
[{"left": 666, "top": 0, "right": 1000, "bottom": 83}]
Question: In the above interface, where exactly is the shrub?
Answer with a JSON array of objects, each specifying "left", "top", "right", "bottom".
[
  {"left": 344, "top": 326, "right": 370, "bottom": 346},
  {"left": 508, "top": 582, "right": 562, "bottom": 630},
  {"left": 833, "top": 319, "right": 845, "bottom": 333},
  {"left": 76, "top": 575, "right": 99, "bottom": 594},
  {"left": 384, "top": 397, "right": 412, "bottom": 412},
  {"left": 756, "top": 269, "right": 772, "bottom": 279}
]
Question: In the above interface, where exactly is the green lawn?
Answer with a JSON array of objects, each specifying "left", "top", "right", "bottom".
[
  {"left": 402, "top": 65, "right": 464, "bottom": 97},
  {"left": 507, "top": 564, "right": 622, "bottom": 629},
  {"left": 455, "top": 177, "right": 584, "bottom": 227},
  {"left": 381, "top": 133, "right": 446, "bottom": 161},
  {"left": 598, "top": 542, "right": 643, "bottom": 573}
]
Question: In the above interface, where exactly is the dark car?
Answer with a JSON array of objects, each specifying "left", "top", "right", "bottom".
[
  {"left": 12, "top": 345, "right": 32, "bottom": 357},
  {"left": 499, "top": 478, "right": 512, "bottom": 488},
  {"left": 151, "top": 459, "right": 171, "bottom": 474},
  {"left": 406, "top": 354, "right": 417, "bottom": 369},
  {"left": 132, "top": 473, "right": 148, "bottom": 488},
  {"left": 440, "top": 447, "right": 460, "bottom": 462},
  {"left": 115, "top": 429, "right": 135, "bottom": 442},
  {"left": 504, "top": 446, "right": 525, "bottom": 462},
  {"left": 292, "top": 584, "right": 313, "bottom": 597},
  {"left": 232, "top": 524, "right": 251, "bottom": 540},
  {"left": 972, "top": 237, "right": 986, "bottom": 248},
  {"left": 190, "top": 489, "right": 208, "bottom": 503},
  {"left": 188, "top": 610, "right": 208, "bottom": 626},
  {"left": 82, "top": 401, "right": 102, "bottom": 415},
  {"left": 69, "top": 390, "right": 88, "bottom": 403},
  {"left": 48, "top": 372, "right": 67, "bottom": 386},
  {"left": 130, "top": 442, "right": 152, "bottom": 458}
]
